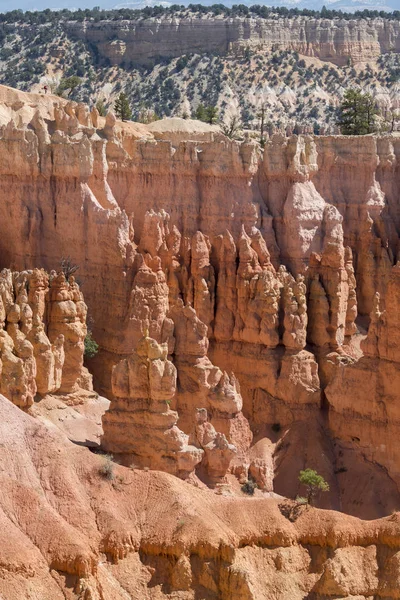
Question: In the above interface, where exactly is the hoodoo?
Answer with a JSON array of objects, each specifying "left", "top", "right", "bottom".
[{"left": 0, "top": 79, "right": 399, "bottom": 598}]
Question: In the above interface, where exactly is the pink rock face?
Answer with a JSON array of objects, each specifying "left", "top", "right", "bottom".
[
  {"left": 102, "top": 333, "right": 204, "bottom": 476},
  {"left": 283, "top": 181, "right": 327, "bottom": 272},
  {"left": 47, "top": 273, "right": 89, "bottom": 394},
  {"left": 2, "top": 90, "right": 400, "bottom": 516},
  {"left": 102, "top": 250, "right": 251, "bottom": 481},
  {"left": 128, "top": 254, "right": 171, "bottom": 346},
  {"left": 0, "top": 268, "right": 90, "bottom": 407},
  {"left": 194, "top": 409, "right": 237, "bottom": 484}
]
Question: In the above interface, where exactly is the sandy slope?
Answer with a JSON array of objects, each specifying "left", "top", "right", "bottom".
[{"left": 0, "top": 393, "right": 400, "bottom": 599}]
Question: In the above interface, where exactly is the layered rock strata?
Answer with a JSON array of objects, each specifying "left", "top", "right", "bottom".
[
  {"left": 1, "top": 87, "right": 400, "bottom": 518},
  {"left": 4, "top": 394, "right": 400, "bottom": 600},
  {"left": 0, "top": 267, "right": 90, "bottom": 409},
  {"left": 101, "top": 221, "right": 248, "bottom": 482},
  {"left": 102, "top": 332, "right": 204, "bottom": 476},
  {"left": 65, "top": 16, "right": 400, "bottom": 67}
]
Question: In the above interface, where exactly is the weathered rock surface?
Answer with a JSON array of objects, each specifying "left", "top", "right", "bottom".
[
  {"left": 0, "top": 89, "right": 400, "bottom": 517},
  {"left": 101, "top": 218, "right": 250, "bottom": 481},
  {"left": 0, "top": 86, "right": 400, "bottom": 534},
  {"left": 65, "top": 16, "right": 400, "bottom": 67},
  {"left": 0, "top": 268, "right": 90, "bottom": 408},
  {"left": 102, "top": 332, "right": 204, "bottom": 476},
  {"left": 2, "top": 394, "right": 400, "bottom": 599}
]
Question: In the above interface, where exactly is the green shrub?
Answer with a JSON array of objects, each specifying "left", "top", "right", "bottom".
[
  {"left": 84, "top": 331, "right": 99, "bottom": 358},
  {"left": 195, "top": 103, "right": 219, "bottom": 124},
  {"left": 96, "top": 98, "right": 107, "bottom": 116},
  {"left": 295, "top": 496, "right": 308, "bottom": 505},
  {"left": 56, "top": 75, "right": 82, "bottom": 97},
  {"left": 241, "top": 480, "right": 257, "bottom": 495}
]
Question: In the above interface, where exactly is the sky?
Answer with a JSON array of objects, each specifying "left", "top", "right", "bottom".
[{"left": 0, "top": 0, "right": 398, "bottom": 14}]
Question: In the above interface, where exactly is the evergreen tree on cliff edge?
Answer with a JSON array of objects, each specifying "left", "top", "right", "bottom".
[
  {"left": 338, "top": 89, "right": 379, "bottom": 135},
  {"left": 114, "top": 92, "right": 132, "bottom": 122}
]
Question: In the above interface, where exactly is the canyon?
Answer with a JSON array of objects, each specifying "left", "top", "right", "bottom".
[
  {"left": 0, "top": 83, "right": 400, "bottom": 598},
  {"left": 2, "top": 11, "right": 400, "bottom": 136}
]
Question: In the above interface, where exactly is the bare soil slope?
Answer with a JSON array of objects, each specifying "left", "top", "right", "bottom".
[{"left": 1, "top": 393, "right": 400, "bottom": 599}]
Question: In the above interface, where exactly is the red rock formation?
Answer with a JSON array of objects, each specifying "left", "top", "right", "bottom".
[
  {"left": 1, "top": 87, "right": 400, "bottom": 521},
  {"left": 102, "top": 333, "right": 203, "bottom": 475},
  {"left": 0, "top": 268, "right": 90, "bottom": 408},
  {"left": 2, "top": 394, "right": 400, "bottom": 599},
  {"left": 102, "top": 245, "right": 251, "bottom": 482}
]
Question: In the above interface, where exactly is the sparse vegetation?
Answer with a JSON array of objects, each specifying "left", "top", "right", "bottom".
[
  {"left": 137, "top": 105, "right": 160, "bottom": 124},
  {"left": 56, "top": 75, "right": 81, "bottom": 97},
  {"left": 195, "top": 104, "right": 219, "bottom": 125},
  {"left": 60, "top": 256, "right": 79, "bottom": 280},
  {"left": 295, "top": 496, "right": 308, "bottom": 505},
  {"left": 220, "top": 114, "right": 242, "bottom": 139},
  {"left": 257, "top": 104, "right": 267, "bottom": 145},
  {"left": 241, "top": 479, "right": 257, "bottom": 495},
  {"left": 298, "top": 468, "right": 329, "bottom": 505},
  {"left": 99, "top": 454, "right": 115, "bottom": 480},
  {"left": 84, "top": 331, "right": 99, "bottom": 358},
  {"left": 0, "top": 6, "right": 399, "bottom": 25},
  {"left": 0, "top": 9, "right": 398, "bottom": 133},
  {"left": 95, "top": 98, "right": 107, "bottom": 116}
]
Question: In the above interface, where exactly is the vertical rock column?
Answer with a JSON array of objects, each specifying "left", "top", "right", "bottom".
[
  {"left": 0, "top": 269, "right": 89, "bottom": 408},
  {"left": 47, "top": 272, "right": 90, "bottom": 394},
  {"left": 101, "top": 334, "right": 203, "bottom": 476},
  {"left": 170, "top": 301, "right": 252, "bottom": 478}
]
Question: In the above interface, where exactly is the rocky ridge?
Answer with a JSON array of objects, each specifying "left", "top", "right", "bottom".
[
  {"left": 1, "top": 13, "right": 400, "bottom": 134},
  {"left": 65, "top": 15, "right": 400, "bottom": 67}
]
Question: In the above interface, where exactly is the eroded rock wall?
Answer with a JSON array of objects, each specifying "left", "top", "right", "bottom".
[
  {"left": 0, "top": 267, "right": 90, "bottom": 408},
  {"left": 65, "top": 16, "right": 400, "bottom": 66},
  {"left": 1, "top": 88, "right": 400, "bottom": 518}
]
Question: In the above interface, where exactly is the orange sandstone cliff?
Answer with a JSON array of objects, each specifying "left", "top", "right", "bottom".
[{"left": 0, "top": 84, "right": 400, "bottom": 598}]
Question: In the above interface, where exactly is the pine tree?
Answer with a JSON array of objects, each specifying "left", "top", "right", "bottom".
[
  {"left": 195, "top": 103, "right": 206, "bottom": 121},
  {"left": 114, "top": 92, "right": 132, "bottom": 122},
  {"left": 195, "top": 104, "right": 218, "bottom": 125},
  {"left": 205, "top": 105, "right": 219, "bottom": 125},
  {"left": 337, "top": 89, "right": 379, "bottom": 135},
  {"left": 298, "top": 469, "right": 329, "bottom": 505}
]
